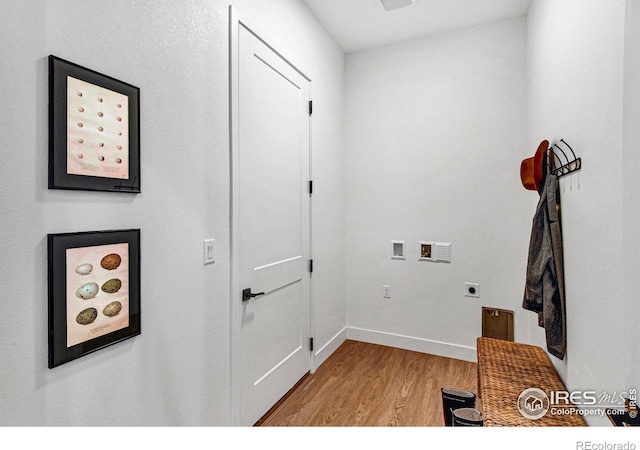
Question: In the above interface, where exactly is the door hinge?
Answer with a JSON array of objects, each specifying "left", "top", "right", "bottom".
[
  {"left": 309, "top": 180, "right": 313, "bottom": 195},
  {"left": 309, "top": 259, "right": 314, "bottom": 273},
  {"left": 309, "top": 100, "right": 313, "bottom": 116},
  {"left": 309, "top": 337, "right": 314, "bottom": 352}
]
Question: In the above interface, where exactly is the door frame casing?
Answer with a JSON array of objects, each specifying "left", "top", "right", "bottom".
[{"left": 228, "top": 6, "right": 314, "bottom": 426}]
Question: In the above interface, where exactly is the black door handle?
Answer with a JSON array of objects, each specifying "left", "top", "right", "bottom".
[{"left": 242, "top": 288, "right": 265, "bottom": 302}]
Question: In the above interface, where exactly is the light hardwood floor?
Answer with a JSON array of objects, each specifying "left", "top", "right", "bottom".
[{"left": 256, "top": 339, "right": 480, "bottom": 426}]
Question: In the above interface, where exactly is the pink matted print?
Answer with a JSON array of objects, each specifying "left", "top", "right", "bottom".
[
  {"left": 66, "top": 242, "right": 129, "bottom": 347},
  {"left": 67, "top": 76, "right": 129, "bottom": 179}
]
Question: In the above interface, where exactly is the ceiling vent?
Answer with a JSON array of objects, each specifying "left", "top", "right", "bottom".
[{"left": 376, "top": 0, "right": 416, "bottom": 12}]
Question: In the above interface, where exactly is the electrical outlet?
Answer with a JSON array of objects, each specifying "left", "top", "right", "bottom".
[
  {"left": 465, "top": 282, "right": 480, "bottom": 298},
  {"left": 383, "top": 285, "right": 391, "bottom": 299}
]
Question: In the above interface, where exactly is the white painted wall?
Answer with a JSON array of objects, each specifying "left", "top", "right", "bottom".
[
  {"left": 526, "top": 0, "right": 627, "bottom": 426},
  {"left": 344, "top": 18, "right": 530, "bottom": 361},
  {"left": 0, "top": 0, "right": 345, "bottom": 426}
]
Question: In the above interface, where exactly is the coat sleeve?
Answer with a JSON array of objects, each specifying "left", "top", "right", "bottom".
[
  {"left": 522, "top": 178, "right": 551, "bottom": 319},
  {"left": 522, "top": 174, "right": 566, "bottom": 359},
  {"left": 543, "top": 174, "right": 566, "bottom": 359}
]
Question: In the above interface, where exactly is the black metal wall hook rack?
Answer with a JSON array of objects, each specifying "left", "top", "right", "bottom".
[
  {"left": 114, "top": 176, "right": 139, "bottom": 191},
  {"left": 545, "top": 139, "right": 581, "bottom": 178}
]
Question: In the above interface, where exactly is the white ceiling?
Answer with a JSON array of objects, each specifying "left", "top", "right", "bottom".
[{"left": 302, "top": 0, "right": 532, "bottom": 54}]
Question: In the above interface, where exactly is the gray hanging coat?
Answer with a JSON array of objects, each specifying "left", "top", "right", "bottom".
[{"left": 522, "top": 173, "right": 566, "bottom": 359}]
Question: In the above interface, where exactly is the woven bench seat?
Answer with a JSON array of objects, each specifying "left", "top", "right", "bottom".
[{"left": 476, "top": 337, "right": 586, "bottom": 426}]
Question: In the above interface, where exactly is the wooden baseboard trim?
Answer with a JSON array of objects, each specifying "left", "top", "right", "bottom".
[{"left": 347, "top": 326, "right": 477, "bottom": 362}]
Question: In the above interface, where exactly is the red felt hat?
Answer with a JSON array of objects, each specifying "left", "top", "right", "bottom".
[{"left": 520, "top": 140, "right": 549, "bottom": 192}]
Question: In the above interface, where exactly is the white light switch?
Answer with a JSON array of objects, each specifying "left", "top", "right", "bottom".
[{"left": 203, "top": 239, "right": 215, "bottom": 265}]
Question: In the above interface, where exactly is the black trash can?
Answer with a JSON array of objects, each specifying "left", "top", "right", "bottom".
[
  {"left": 441, "top": 387, "right": 476, "bottom": 426},
  {"left": 452, "top": 407, "right": 484, "bottom": 426}
]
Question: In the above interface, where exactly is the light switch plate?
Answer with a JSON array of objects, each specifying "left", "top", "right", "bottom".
[{"left": 203, "top": 239, "right": 215, "bottom": 265}]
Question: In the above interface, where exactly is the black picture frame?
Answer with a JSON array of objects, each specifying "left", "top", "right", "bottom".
[
  {"left": 48, "top": 229, "right": 141, "bottom": 368},
  {"left": 49, "top": 55, "right": 140, "bottom": 193}
]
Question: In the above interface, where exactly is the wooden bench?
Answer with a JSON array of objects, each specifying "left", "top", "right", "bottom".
[{"left": 476, "top": 337, "right": 586, "bottom": 426}]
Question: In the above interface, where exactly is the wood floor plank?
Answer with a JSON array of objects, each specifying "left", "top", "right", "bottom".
[{"left": 257, "top": 339, "right": 479, "bottom": 427}]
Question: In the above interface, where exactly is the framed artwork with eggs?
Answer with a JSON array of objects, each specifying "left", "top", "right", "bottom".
[
  {"left": 47, "top": 229, "right": 141, "bottom": 368},
  {"left": 48, "top": 55, "right": 140, "bottom": 193}
]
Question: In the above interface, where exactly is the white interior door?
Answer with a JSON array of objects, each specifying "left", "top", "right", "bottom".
[{"left": 231, "top": 15, "right": 312, "bottom": 426}]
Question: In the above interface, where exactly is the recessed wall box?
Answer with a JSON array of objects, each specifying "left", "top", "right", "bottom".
[
  {"left": 419, "top": 241, "right": 434, "bottom": 261},
  {"left": 391, "top": 240, "right": 405, "bottom": 260}
]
